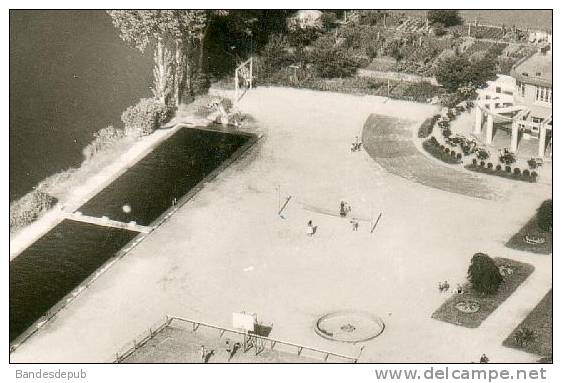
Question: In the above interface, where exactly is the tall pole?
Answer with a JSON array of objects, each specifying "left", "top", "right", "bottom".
[{"left": 249, "top": 58, "right": 253, "bottom": 89}]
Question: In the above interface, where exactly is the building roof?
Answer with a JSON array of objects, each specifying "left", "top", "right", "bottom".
[
  {"left": 527, "top": 104, "right": 552, "bottom": 120},
  {"left": 511, "top": 50, "right": 552, "bottom": 88}
]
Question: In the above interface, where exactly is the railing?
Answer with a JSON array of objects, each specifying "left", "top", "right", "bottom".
[{"left": 113, "top": 314, "right": 361, "bottom": 363}]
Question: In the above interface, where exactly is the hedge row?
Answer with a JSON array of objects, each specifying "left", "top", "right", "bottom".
[
  {"left": 466, "top": 161, "right": 538, "bottom": 183},
  {"left": 423, "top": 137, "right": 462, "bottom": 164}
]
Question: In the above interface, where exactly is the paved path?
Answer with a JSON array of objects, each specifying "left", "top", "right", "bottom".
[
  {"left": 362, "top": 114, "right": 506, "bottom": 200},
  {"left": 11, "top": 88, "right": 551, "bottom": 363}
]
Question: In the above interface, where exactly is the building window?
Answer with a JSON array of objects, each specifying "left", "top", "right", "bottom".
[
  {"left": 535, "top": 86, "right": 552, "bottom": 103},
  {"left": 536, "top": 87, "right": 540, "bottom": 100}
]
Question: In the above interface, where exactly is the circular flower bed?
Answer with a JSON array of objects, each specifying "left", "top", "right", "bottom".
[
  {"left": 499, "top": 265, "right": 515, "bottom": 277},
  {"left": 455, "top": 300, "right": 480, "bottom": 314}
]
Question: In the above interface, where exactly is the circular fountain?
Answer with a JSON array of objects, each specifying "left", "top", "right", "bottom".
[{"left": 314, "top": 310, "right": 385, "bottom": 343}]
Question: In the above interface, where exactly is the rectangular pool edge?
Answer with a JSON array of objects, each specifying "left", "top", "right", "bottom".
[{"left": 9, "top": 129, "right": 262, "bottom": 353}]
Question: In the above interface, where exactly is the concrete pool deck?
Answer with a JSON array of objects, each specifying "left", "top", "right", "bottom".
[{"left": 11, "top": 87, "right": 552, "bottom": 363}]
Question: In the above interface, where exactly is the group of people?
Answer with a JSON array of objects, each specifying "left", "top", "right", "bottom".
[
  {"left": 199, "top": 338, "right": 242, "bottom": 363},
  {"left": 306, "top": 201, "right": 359, "bottom": 236},
  {"left": 437, "top": 280, "right": 463, "bottom": 294}
]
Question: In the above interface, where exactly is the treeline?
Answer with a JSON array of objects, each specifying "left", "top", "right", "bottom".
[{"left": 107, "top": 10, "right": 296, "bottom": 107}]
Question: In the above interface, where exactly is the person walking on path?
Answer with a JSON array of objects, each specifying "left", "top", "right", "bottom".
[
  {"left": 350, "top": 218, "right": 359, "bottom": 231},
  {"left": 479, "top": 353, "right": 489, "bottom": 363}
]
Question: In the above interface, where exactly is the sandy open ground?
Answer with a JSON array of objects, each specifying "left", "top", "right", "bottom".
[{"left": 11, "top": 88, "right": 552, "bottom": 363}]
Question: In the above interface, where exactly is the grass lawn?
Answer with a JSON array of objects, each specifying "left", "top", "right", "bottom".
[
  {"left": 503, "top": 290, "right": 552, "bottom": 359},
  {"left": 432, "top": 258, "right": 534, "bottom": 328},
  {"left": 505, "top": 217, "right": 552, "bottom": 255}
]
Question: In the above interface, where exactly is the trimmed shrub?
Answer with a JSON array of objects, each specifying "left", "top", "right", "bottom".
[
  {"left": 480, "top": 161, "right": 485, "bottom": 167},
  {"left": 456, "top": 153, "right": 462, "bottom": 160},
  {"left": 505, "top": 166, "right": 511, "bottom": 173},
  {"left": 522, "top": 169, "right": 530, "bottom": 177},
  {"left": 450, "top": 150, "right": 456, "bottom": 157},
  {"left": 530, "top": 171, "right": 538, "bottom": 182},
  {"left": 537, "top": 200, "right": 553, "bottom": 232},
  {"left": 477, "top": 150, "right": 489, "bottom": 160},
  {"left": 10, "top": 190, "right": 57, "bottom": 233},
  {"left": 121, "top": 98, "right": 174, "bottom": 137},
  {"left": 468, "top": 253, "right": 503, "bottom": 295},
  {"left": 440, "top": 145, "right": 445, "bottom": 150},
  {"left": 472, "top": 158, "right": 478, "bottom": 166},
  {"left": 514, "top": 167, "right": 521, "bottom": 176},
  {"left": 496, "top": 164, "right": 502, "bottom": 171},
  {"left": 418, "top": 117, "right": 434, "bottom": 138},
  {"left": 487, "top": 162, "right": 493, "bottom": 169},
  {"left": 445, "top": 147, "right": 450, "bottom": 154}
]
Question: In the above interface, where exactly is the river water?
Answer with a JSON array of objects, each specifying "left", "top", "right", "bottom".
[{"left": 10, "top": 10, "right": 153, "bottom": 201}]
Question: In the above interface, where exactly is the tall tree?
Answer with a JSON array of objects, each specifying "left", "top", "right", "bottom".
[
  {"left": 467, "top": 253, "right": 503, "bottom": 295},
  {"left": 107, "top": 10, "right": 219, "bottom": 106}
]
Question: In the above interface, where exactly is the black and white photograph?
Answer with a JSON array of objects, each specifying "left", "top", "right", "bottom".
[{"left": 4, "top": 2, "right": 558, "bottom": 382}]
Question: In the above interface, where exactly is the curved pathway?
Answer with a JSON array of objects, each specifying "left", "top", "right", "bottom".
[{"left": 362, "top": 114, "right": 501, "bottom": 200}]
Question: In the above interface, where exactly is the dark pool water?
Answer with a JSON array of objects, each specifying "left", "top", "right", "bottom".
[
  {"left": 10, "top": 220, "right": 137, "bottom": 342},
  {"left": 79, "top": 128, "right": 249, "bottom": 226},
  {"left": 10, "top": 128, "right": 250, "bottom": 342}
]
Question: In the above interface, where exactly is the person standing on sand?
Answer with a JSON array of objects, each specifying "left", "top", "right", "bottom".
[
  {"left": 307, "top": 220, "right": 314, "bottom": 236},
  {"left": 200, "top": 345, "right": 206, "bottom": 363}
]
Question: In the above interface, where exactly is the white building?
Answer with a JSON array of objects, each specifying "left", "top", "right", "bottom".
[{"left": 474, "top": 46, "right": 552, "bottom": 157}]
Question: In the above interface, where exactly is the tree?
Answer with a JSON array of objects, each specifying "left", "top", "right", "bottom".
[
  {"left": 427, "top": 10, "right": 462, "bottom": 27},
  {"left": 107, "top": 10, "right": 222, "bottom": 105},
  {"left": 432, "top": 22, "right": 447, "bottom": 37},
  {"left": 537, "top": 199, "right": 553, "bottom": 232},
  {"left": 107, "top": 11, "right": 174, "bottom": 105},
  {"left": 467, "top": 253, "right": 503, "bottom": 295},
  {"left": 312, "top": 47, "right": 360, "bottom": 78},
  {"left": 386, "top": 39, "right": 403, "bottom": 61},
  {"left": 259, "top": 34, "right": 292, "bottom": 77},
  {"left": 435, "top": 55, "right": 496, "bottom": 92}
]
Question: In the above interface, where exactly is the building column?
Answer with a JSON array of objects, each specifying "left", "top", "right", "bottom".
[
  {"left": 510, "top": 121, "right": 519, "bottom": 153},
  {"left": 474, "top": 107, "right": 483, "bottom": 134},
  {"left": 485, "top": 114, "right": 494, "bottom": 144},
  {"left": 538, "top": 124, "right": 547, "bottom": 158}
]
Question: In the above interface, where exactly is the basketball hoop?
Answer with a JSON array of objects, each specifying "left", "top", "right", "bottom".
[{"left": 234, "top": 58, "right": 253, "bottom": 102}]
